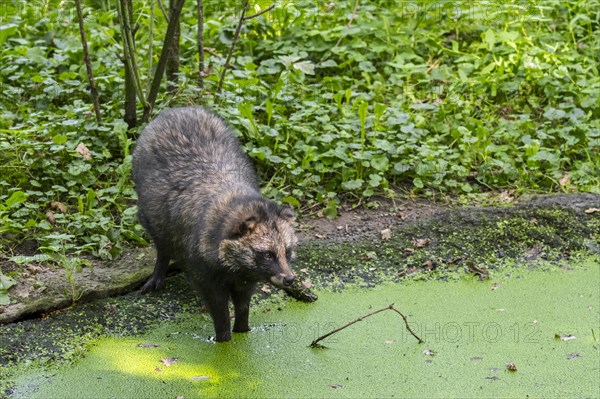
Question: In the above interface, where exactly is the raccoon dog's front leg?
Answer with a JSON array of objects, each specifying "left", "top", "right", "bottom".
[
  {"left": 202, "top": 285, "right": 232, "bottom": 342},
  {"left": 231, "top": 282, "right": 256, "bottom": 333}
]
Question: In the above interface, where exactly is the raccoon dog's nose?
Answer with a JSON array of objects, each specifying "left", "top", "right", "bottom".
[{"left": 283, "top": 275, "right": 295, "bottom": 286}]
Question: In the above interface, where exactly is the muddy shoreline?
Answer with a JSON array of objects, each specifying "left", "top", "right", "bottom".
[{"left": 1, "top": 193, "right": 598, "bottom": 325}]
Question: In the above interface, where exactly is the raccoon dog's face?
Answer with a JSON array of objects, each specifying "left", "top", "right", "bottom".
[{"left": 219, "top": 204, "right": 298, "bottom": 287}]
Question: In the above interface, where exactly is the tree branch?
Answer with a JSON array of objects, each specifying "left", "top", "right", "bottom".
[
  {"left": 333, "top": 0, "right": 359, "bottom": 48},
  {"left": 74, "top": 0, "right": 102, "bottom": 122},
  {"left": 216, "top": 0, "right": 249, "bottom": 94},
  {"left": 157, "top": 0, "right": 169, "bottom": 22},
  {"left": 243, "top": 4, "right": 275, "bottom": 21},
  {"left": 309, "top": 303, "right": 424, "bottom": 348}
]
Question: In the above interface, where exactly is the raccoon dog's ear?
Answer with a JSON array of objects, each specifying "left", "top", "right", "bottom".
[
  {"left": 278, "top": 206, "right": 295, "bottom": 222},
  {"left": 230, "top": 215, "right": 257, "bottom": 239}
]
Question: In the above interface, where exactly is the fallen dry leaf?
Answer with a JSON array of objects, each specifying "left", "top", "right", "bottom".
[
  {"left": 467, "top": 261, "right": 489, "bottom": 279},
  {"left": 422, "top": 259, "right": 435, "bottom": 270},
  {"left": 329, "top": 384, "right": 343, "bottom": 389},
  {"left": 46, "top": 211, "right": 56, "bottom": 225},
  {"left": 556, "top": 334, "right": 576, "bottom": 341},
  {"left": 260, "top": 284, "right": 272, "bottom": 294},
  {"left": 137, "top": 343, "right": 160, "bottom": 348},
  {"left": 27, "top": 264, "right": 46, "bottom": 275},
  {"left": 161, "top": 357, "right": 178, "bottom": 366},
  {"left": 524, "top": 244, "right": 543, "bottom": 261},
  {"left": 200, "top": 66, "right": 213, "bottom": 77},
  {"left": 155, "top": 367, "right": 162, "bottom": 372},
  {"left": 403, "top": 247, "right": 415, "bottom": 254},
  {"left": 446, "top": 256, "right": 464, "bottom": 265},
  {"left": 506, "top": 362, "right": 517, "bottom": 371},
  {"left": 303, "top": 279, "right": 313, "bottom": 289},
  {"left": 75, "top": 142, "right": 92, "bottom": 160},
  {"left": 398, "top": 267, "right": 417, "bottom": 277},
  {"left": 559, "top": 174, "right": 571, "bottom": 187},
  {"left": 396, "top": 210, "right": 406, "bottom": 219},
  {"left": 413, "top": 238, "right": 430, "bottom": 248},
  {"left": 422, "top": 349, "right": 435, "bottom": 356},
  {"left": 50, "top": 201, "right": 68, "bottom": 213},
  {"left": 491, "top": 282, "right": 502, "bottom": 290},
  {"left": 380, "top": 228, "right": 392, "bottom": 240},
  {"left": 584, "top": 207, "right": 600, "bottom": 214},
  {"left": 384, "top": 340, "right": 395, "bottom": 345},
  {"left": 497, "top": 190, "right": 515, "bottom": 203},
  {"left": 190, "top": 376, "right": 211, "bottom": 381}
]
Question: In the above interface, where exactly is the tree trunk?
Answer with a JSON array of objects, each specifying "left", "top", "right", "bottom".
[
  {"left": 123, "top": 62, "right": 137, "bottom": 128},
  {"left": 166, "top": 0, "right": 181, "bottom": 95}
]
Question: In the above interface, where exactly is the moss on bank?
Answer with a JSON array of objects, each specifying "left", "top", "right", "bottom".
[{"left": 297, "top": 204, "right": 598, "bottom": 289}]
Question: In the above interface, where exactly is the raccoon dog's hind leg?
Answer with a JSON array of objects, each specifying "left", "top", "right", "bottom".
[{"left": 140, "top": 240, "right": 171, "bottom": 293}]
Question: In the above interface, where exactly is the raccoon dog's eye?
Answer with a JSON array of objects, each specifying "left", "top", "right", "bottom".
[{"left": 263, "top": 251, "right": 275, "bottom": 261}]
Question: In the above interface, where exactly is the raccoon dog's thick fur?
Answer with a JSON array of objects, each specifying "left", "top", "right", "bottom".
[{"left": 133, "top": 107, "right": 298, "bottom": 342}]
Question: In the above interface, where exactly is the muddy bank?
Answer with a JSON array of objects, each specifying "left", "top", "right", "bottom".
[{"left": 0, "top": 193, "right": 598, "bottom": 325}]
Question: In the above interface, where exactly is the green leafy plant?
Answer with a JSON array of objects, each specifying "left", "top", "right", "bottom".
[{"left": 0, "top": 0, "right": 598, "bottom": 267}]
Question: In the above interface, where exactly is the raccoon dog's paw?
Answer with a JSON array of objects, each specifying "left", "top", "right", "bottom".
[{"left": 139, "top": 275, "right": 166, "bottom": 293}]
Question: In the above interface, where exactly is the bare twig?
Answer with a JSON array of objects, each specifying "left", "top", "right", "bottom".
[
  {"left": 142, "top": 0, "right": 186, "bottom": 123},
  {"left": 216, "top": 0, "right": 249, "bottom": 94},
  {"left": 243, "top": 4, "right": 275, "bottom": 21},
  {"left": 147, "top": 0, "right": 154, "bottom": 93},
  {"left": 157, "top": 0, "right": 169, "bottom": 22},
  {"left": 197, "top": 0, "right": 204, "bottom": 91},
  {"left": 74, "top": 0, "right": 102, "bottom": 122},
  {"left": 333, "top": 0, "right": 359, "bottom": 48},
  {"left": 388, "top": 306, "right": 425, "bottom": 344},
  {"left": 310, "top": 303, "right": 424, "bottom": 348}
]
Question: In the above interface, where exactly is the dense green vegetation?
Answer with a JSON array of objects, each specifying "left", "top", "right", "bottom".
[{"left": 0, "top": 0, "right": 598, "bottom": 262}]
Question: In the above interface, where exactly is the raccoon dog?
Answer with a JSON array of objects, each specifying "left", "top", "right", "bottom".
[{"left": 133, "top": 107, "right": 299, "bottom": 342}]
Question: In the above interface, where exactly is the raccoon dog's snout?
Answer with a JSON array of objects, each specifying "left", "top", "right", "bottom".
[{"left": 270, "top": 273, "right": 296, "bottom": 288}]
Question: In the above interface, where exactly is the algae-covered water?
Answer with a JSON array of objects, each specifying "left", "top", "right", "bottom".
[{"left": 10, "top": 257, "right": 600, "bottom": 398}]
